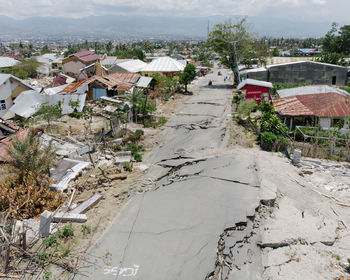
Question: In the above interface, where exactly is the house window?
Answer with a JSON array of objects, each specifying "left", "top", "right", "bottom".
[{"left": 0, "top": 100, "right": 6, "bottom": 110}]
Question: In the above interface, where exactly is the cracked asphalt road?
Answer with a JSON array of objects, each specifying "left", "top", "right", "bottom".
[{"left": 76, "top": 68, "right": 262, "bottom": 280}]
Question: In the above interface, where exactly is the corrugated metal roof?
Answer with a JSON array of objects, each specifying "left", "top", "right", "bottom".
[
  {"left": 141, "top": 57, "right": 185, "bottom": 72},
  {"left": 65, "top": 51, "right": 100, "bottom": 63},
  {"left": 100, "top": 56, "right": 129, "bottom": 66},
  {"left": 0, "top": 57, "right": 19, "bottom": 68},
  {"left": 278, "top": 85, "right": 349, "bottom": 98},
  {"left": 237, "top": 78, "right": 273, "bottom": 90},
  {"left": 117, "top": 59, "right": 147, "bottom": 73},
  {"left": 60, "top": 73, "right": 141, "bottom": 94},
  {"left": 267, "top": 60, "right": 347, "bottom": 70},
  {"left": 136, "top": 76, "right": 152, "bottom": 88},
  {"left": 10, "top": 90, "right": 46, "bottom": 118},
  {"left": 105, "top": 72, "right": 140, "bottom": 84},
  {"left": 273, "top": 92, "right": 350, "bottom": 117},
  {"left": 0, "top": 74, "right": 35, "bottom": 90}
]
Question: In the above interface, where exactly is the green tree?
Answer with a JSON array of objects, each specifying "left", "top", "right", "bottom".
[
  {"left": 34, "top": 103, "right": 62, "bottom": 127},
  {"left": 206, "top": 17, "right": 253, "bottom": 85},
  {"left": 41, "top": 45, "right": 51, "bottom": 55},
  {"left": 272, "top": 48, "right": 280, "bottom": 56},
  {"left": 6, "top": 131, "right": 56, "bottom": 183},
  {"left": 320, "top": 23, "right": 350, "bottom": 65},
  {"left": 106, "top": 41, "right": 113, "bottom": 54},
  {"left": 11, "top": 59, "right": 41, "bottom": 79},
  {"left": 180, "top": 63, "right": 196, "bottom": 92}
]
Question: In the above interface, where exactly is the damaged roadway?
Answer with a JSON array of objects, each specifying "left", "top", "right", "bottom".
[{"left": 76, "top": 69, "right": 264, "bottom": 279}]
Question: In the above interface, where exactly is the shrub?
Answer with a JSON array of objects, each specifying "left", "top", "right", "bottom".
[
  {"left": 237, "top": 100, "right": 258, "bottom": 118},
  {"left": 123, "top": 162, "right": 133, "bottom": 172},
  {"left": 134, "top": 153, "right": 142, "bottom": 162},
  {"left": 43, "top": 235, "right": 58, "bottom": 248},
  {"left": 124, "top": 144, "right": 145, "bottom": 156},
  {"left": 70, "top": 111, "right": 83, "bottom": 119},
  {"left": 81, "top": 225, "right": 91, "bottom": 235},
  {"left": 261, "top": 132, "right": 277, "bottom": 151},
  {"left": 134, "top": 129, "right": 144, "bottom": 141},
  {"left": 143, "top": 119, "right": 151, "bottom": 128},
  {"left": 158, "top": 116, "right": 167, "bottom": 126},
  {"left": 57, "top": 224, "right": 74, "bottom": 239}
]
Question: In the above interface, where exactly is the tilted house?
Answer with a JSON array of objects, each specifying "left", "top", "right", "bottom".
[
  {"left": 59, "top": 72, "right": 142, "bottom": 100},
  {"left": 0, "top": 74, "right": 35, "bottom": 118},
  {"left": 62, "top": 51, "right": 100, "bottom": 80}
]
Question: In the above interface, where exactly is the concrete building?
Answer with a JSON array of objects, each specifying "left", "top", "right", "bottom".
[
  {"left": 240, "top": 61, "right": 348, "bottom": 86},
  {"left": 268, "top": 61, "right": 348, "bottom": 86}
]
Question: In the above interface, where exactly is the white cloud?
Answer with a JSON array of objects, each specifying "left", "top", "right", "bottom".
[{"left": 0, "top": 0, "right": 347, "bottom": 21}]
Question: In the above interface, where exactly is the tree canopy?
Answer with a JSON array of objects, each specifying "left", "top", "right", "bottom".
[
  {"left": 180, "top": 63, "right": 197, "bottom": 92},
  {"left": 318, "top": 23, "right": 350, "bottom": 65},
  {"left": 206, "top": 17, "right": 253, "bottom": 85}
]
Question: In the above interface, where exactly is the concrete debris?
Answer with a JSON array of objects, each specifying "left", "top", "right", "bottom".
[
  {"left": 52, "top": 212, "right": 87, "bottom": 223},
  {"left": 70, "top": 194, "right": 102, "bottom": 214},
  {"left": 50, "top": 158, "right": 89, "bottom": 191},
  {"left": 115, "top": 151, "right": 132, "bottom": 166},
  {"left": 39, "top": 210, "right": 52, "bottom": 238}
]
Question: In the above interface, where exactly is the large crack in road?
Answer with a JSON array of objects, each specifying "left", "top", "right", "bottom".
[{"left": 76, "top": 67, "right": 264, "bottom": 280}]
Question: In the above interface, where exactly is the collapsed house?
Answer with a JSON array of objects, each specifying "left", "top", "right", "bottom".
[
  {"left": 59, "top": 72, "right": 151, "bottom": 100},
  {"left": 0, "top": 118, "right": 28, "bottom": 162},
  {"left": 62, "top": 51, "right": 100, "bottom": 80},
  {"left": 0, "top": 74, "right": 35, "bottom": 118},
  {"left": 273, "top": 85, "right": 350, "bottom": 130}
]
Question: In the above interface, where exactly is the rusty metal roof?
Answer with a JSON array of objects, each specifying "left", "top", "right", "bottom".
[
  {"left": 105, "top": 72, "right": 140, "bottom": 84},
  {"left": 0, "top": 119, "right": 28, "bottom": 162},
  {"left": 273, "top": 92, "right": 350, "bottom": 117},
  {"left": 59, "top": 73, "right": 139, "bottom": 94},
  {"left": 74, "top": 50, "right": 100, "bottom": 62}
]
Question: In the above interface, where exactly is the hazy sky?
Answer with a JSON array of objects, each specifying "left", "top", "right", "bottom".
[{"left": 0, "top": 0, "right": 349, "bottom": 22}]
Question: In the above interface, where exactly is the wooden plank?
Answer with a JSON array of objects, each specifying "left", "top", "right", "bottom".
[
  {"left": 70, "top": 194, "right": 102, "bottom": 214},
  {"left": 52, "top": 213, "right": 87, "bottom": 223}
]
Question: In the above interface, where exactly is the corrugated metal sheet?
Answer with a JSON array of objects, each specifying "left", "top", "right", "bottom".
[
  {"left": 10, "top": 90, "right": 46, "bottom": 118},
  {"left": 273, "top": 92, "right": 350, "bottom": 117},
  {"left": 278, "top": 85, "right": 349, "bottom": 98},
  {"left": 105, "top": 72, "right": 140, "bottom": 84},
  {"left": 117, "top": 59, "right": 147, "bottom": 73},
  {"left": 136, "top": 76, "right": 152, "bottom": 88},
  {"left": 0, "top": 57, "right": 19, "bottom": 68},
  {"left": 141, "top": 57, "right": 185, "bottom": 72}
]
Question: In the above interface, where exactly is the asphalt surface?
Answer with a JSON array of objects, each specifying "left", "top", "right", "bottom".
[{"left": 76, "top": 68, "right": 262, "bottom": 280}]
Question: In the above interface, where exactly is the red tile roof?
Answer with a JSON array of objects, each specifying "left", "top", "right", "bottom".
[{"left": 273, "top": 92, "right": 350, "bottom": 117}]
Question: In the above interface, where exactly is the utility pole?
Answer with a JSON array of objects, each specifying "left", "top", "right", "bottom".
[{"left": 232, "top": 41, "right": 240, "bottom": 86}]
